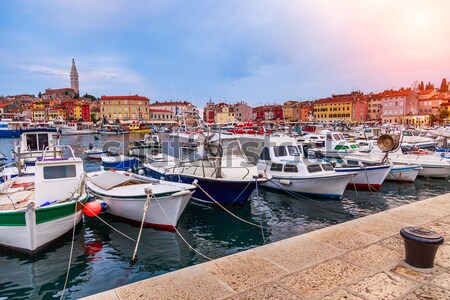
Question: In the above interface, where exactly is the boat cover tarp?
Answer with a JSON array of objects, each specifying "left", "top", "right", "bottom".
[{"left": 89, "top": 172, "right": 143, "bottom": 190}]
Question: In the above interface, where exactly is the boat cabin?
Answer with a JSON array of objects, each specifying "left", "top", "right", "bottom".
[{"left": 34, "top": 146, "right": 84, "bottom": 204}]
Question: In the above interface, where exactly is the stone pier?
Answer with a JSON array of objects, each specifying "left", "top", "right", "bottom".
[{"left": 82, "top": 193, "right": 450, "bottom": 300}]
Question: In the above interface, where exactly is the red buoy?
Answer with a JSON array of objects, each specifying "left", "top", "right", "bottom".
[{"left": 83, "top": 201, "right": 102, "bottom": 217}]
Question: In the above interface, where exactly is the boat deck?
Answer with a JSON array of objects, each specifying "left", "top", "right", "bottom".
[{"left": 81, "top": 192, "right": 450, "bottom": 300}]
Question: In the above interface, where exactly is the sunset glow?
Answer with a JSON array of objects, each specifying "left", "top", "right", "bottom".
[{"left": 0, "top": 0, "right": 449, "bottom": 105}]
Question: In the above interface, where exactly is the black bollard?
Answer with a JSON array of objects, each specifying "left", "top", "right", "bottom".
[{"left": 400, "top": 227, "right": 444, "bottom": 268}]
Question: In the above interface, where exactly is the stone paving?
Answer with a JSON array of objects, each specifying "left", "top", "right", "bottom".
[{"left": 81, "top": 193, "right": 450, "bottom": 300}]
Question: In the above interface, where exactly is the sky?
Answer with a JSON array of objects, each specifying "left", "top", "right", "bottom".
[{"left": 1, "top": 0, "right": 450, "bottom": 107}]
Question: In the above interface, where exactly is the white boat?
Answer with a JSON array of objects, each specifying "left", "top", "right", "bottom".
[
  {"left": 12, "top": 129, "right": 64, "bottom": 166},
  {"left": 53, "top": 120, "right": 96, "bottom": 135},
  {"left": 83, "top": 147, "right": 108, "bottom": 160},
  {"left": 144, "top": 134, "right": 268, "bottom": 205},
  {"left": 386, "top": 165, "right": 422, "bottom": 182},
  {"left": 0, "top": 145, "right": 87, "bottom": 254},
  {"left": 256, "top": 137, "right": 355, "bottom": 199},
  {"left": 371, "top": 144, "right": 450, "bottom": 178},
  {"left": 86, "top": 171, "right": 195, "bottom": 230},
  {"left": 326, "top": 154, "right": 392, "bottom": 191},
  {"left": 129, "top": 134, "right": 161, "bottom": 157}
]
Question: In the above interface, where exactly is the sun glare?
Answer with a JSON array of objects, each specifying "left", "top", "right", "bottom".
[{"left": 414, "top": 12, "right": 428, "bottom": 27}]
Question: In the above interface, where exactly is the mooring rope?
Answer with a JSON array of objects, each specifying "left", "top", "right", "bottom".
[
  {"left": 253, "top": 178, "right": 266, "bottom": 244},
  {"left": 263, "top": 177, "right": 352, "bottom": 217},
  {"left": 79, "top": 201, "right": 200, "bottom": 260},
  {"left": 192, "top": 181, "right": 262, "bottom": 228},
  {"left": 152, "top": 194, "right": 212, "bottom": 261},
  {"left": 59, "top": 200, "right": 79, "bottom": 300}
]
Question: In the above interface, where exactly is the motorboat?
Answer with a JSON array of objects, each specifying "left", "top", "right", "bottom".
[
  {"left": 324, "top": 153, "right": 392, "bottom": 191},
  {"left": 370, "top": 144, "right": 450, "bottom": 178},
  {"left": 0, "top": 145, "right": 88, "bottom": 254},
  {"left": 143, "top": 134, "right": 268, "bottom": 205},
  {"left": 129, "top": 134, "right": 161, "bottom": 157},
  {"left": 12, "top": 129, "right": 64, "bottom": 166},
  {"left": 83, "top": 143, "right": 108, "bottom": 160},
  {"left": 385, "top": 165, "right": 422, "bottom": 182},
  {"left": 101, "top": 155, "right": 138, "bottom": 171},
  {"left": 256, "top": 137, "right": 355, "bottom": 199},
  {"left": 97, "top": 124, "right": 127, "bottom": 134},
  {"left": 86, "top": 171, "right": 195, "bottom": 230},
  {"left": 53, "top": 120, "right": 96, "bottom": 135},
  {"left": 128, "top": 122, "right": 153, "bottom": 133},
  {"left": 0, "top": 120, "right": 31, "bottom": 138}
]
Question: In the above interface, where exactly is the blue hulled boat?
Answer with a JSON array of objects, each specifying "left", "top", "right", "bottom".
[{"left": 143, "top": 135, "right": 268, "bottom": 205}]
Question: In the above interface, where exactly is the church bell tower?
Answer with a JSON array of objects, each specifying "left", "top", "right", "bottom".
[{"left": 70, "top": 58, "right": 79, "bottom": 96}]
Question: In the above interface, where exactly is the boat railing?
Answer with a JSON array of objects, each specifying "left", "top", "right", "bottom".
[
  {"left": 0, "top": 161, "right": 19, "bottom": 172},
  {"left": 41, "top": 145, "right": 76, "bottom": 161}
]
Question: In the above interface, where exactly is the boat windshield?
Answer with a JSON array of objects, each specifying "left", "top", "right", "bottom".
[{"left": 287, "top": 145, "right": 300, "bottom": 156}]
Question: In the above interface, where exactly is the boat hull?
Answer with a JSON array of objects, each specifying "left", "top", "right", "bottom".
[
  {"left": 386, "top": 166, "right": 421, "bottom": 182},
  {"left": 262, "top": 173, "right": 353, "bottom": 199},
  {"left": 145, "top": 167, "right": 257, "bottom": 205},
  {"left": 90, "top": 192, "right": 192, "bottom": 230},
  {"left": 335, "top": 164, "right": 391, "bottom": 191},
  {"left": 0, "top": 201, "right": 83, "bottom": 254},
  {"left": 101, "top": 157, "right": 138, "bottom": 171}
]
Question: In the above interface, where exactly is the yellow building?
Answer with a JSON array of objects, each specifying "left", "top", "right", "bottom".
[
  {"left": 214, "top": 104, "right": 235, "bottom": 124},
  {"left": 100, "top": 95, "right": 150, "bottom": 121},
  {"left": 282, "top": 101, "right": 301, "bottom": 121},
  {"left": 47, "top": 107, "right": 66, "bottom": 121},
  {"left": 313, "top": 97, "right": 353, "bottom": 123},
  {"left": 32, "top": 100, "right": 50, "bottom": 121}
]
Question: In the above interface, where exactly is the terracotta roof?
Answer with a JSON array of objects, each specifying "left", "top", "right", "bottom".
[
  {"left": 314, "top": 97, "right": 353, "bottom": 104},
  {"left": 149, "top": 101, "right": 192, "bottom": 106},
  {"left": 0, "top": 102, "right": 11, "bottom": 108},
  {"left": 100, "top": 95, "right": 149, "bottom": 101}
]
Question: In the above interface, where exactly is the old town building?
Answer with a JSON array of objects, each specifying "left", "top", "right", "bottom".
[{"left": 99, "top": 95, "right": 150, "bottom": 121}]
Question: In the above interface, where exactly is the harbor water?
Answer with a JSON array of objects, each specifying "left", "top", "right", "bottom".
[{"left": 0, "top": 133, "right": 449, "bottom": 300}]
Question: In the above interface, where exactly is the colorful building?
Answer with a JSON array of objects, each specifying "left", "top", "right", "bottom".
[
  {"left": 381, "top": 89, "right": 418, "bottom": 124},
  {"left": 313, "top": 97, "right": 353, "bottom": 123},
  {"left": 149, "top": 101, "right": 197, "bottom": 126},
  {"left": 233, "top": 102, "right": 253, "bottom": 122},
  {"left": 74, "top": 101, "right": 91, "bottom": 121},
  {"left": 282, "top": 101, "right": 301, "bottom": 122},
  {"left": 300, "top": 101, "right": 314, "bottom": 121},
  {"left": 32, "top": 100, "right": 50, "bottom": 121},
  {"left": 100, "top": 95, "right": 150, "bottom": 121},
  {"left": 366, "top": 93, "right": 383, "bottom": 121},
  {"left": 47, "top": 106, "right": 66, "bottom": 121},
  {"left": 203, "top": 99, "right": 216, "bottom": 123},
  {"left": 214, "top": 103, "right": 235, "bottom": 124},
  {"left": 149, "top": 109, "right": 176, "bottom": 124}
]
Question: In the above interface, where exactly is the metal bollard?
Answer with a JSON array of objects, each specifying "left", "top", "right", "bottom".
[{"left": 400, "top": 227, "right": 444, "bottom": 268}]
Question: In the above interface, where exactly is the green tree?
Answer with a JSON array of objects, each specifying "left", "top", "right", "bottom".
[
  {"left": 429, "top": 114, "right": 437, "bottom": 125},
  {"left": 418, "top": 81, "right": 424, "bottom": 90},
  {"left": 425, "top": 82, "right": 434, "bottom": 90},
  {"left": 440, "top": 78, "right": 448, "bottom": 92},
  {"left": 439, "top": 109, "right": 449, "bottom": 119},
  {"left": 102, "top": 116, "right": 108, "bottom": 124},
  {"left": 38, "top": 92, "right": 42, "bottom": 98},
  {"left": 83, "top": 93, "right": 97, "bottom": 101},
  {"left": 90, "top": 113, "right": 97, "bottom": 123}
]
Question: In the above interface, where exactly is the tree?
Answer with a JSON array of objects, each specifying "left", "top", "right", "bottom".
[
  {"left": 83, "top": 93, "right": 97, "bottom": 101},
  {"left": 429, "top": 114, "right": 437, "bottom": 125},
  {"left": 114, "top": 118, "right": 121, "bottom": 124},
  {"left": 90, "top": 113, "right": 97, "bottom": 123},
  {"left": 418, "top": 81, "right": 424, "bottom": 90},
  {"left": 38, "top": 92, "right": 42, "bottom": 98},
  {"left": 439, "top": 109, "right": 449, "bottom": 119},
  {"left": 440, "top": 78, "right": 448, "bottom": 92},
  {"left": 425, "top": 82, "right": 434, "bottom": 90},
  {"left": 102, "top": 116, "right": 108, "bottom": 124}
]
